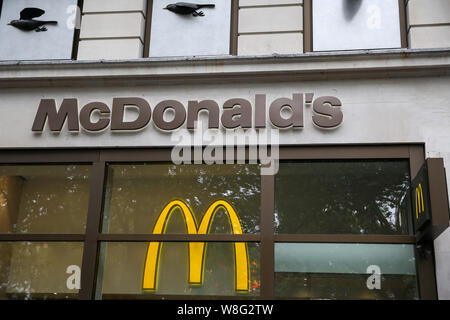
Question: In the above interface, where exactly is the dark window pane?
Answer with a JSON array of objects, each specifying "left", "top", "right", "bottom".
[
  {"left": 103, "top": 164, "right": 261, "bottom": 234},
  {"left": 97, "top": 242, "right": 260, "bottom": 298},
  {"left": 275, "top": 243, "right": 418, "bottom": 300},
  {"left": 0, "top": 242, "right": 83, "bottom": 300},
  {"left": 275, "top": 161, "right": 411, "bottom": 234},
  {"left": 0, "top": 165, "right": 91, "bottom": 234}
]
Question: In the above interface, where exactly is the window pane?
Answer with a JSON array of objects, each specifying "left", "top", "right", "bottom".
[
  {"left": 0, "top": 242, "right": 83, "bottom": 300},
  {"left": 149, "top": 0, "right": 231, "bottom": 57},
  {"left": 103, "top": 164, "right": 260, "bottom": 234},
  {"left": 97, "top": 242, "right": 260, "bottom": 298},
  {"left": 313, "top": 0, "right": 401, "bottom": 51},
  {"left": 275, "top": 161, "right": 411, "bottom": 234},
  {"left": 0, "top": 165, "right": 91, "bottom": 234},
  {"left": 275, "top": 243, "right": 418, "bottom": 299},
  {"left": 0, "top": 0, "right": 77, "bottom": 60}
]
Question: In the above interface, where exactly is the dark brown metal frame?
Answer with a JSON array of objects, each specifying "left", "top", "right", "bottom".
[
  {"left": 230, "top": 0, "right": 239, "bottom": 55},
  {"left": 0, "top": 145, "right": 441, "bottom": 300},
  {"left": 303, "top": 0, "right": 312, "bottom": 53},
  {"left": 303, "top": 0, "right": 409, "bottom": 53},
  {"left": 143, "top": 0, "right": 153, "bottom": 58},
  {"left": 413, "top": 158, "right": 450, "bottom": 300},
  {"left": 398, "top": 0, "right": 409, "bottom": 48},
  {"left": 71, "top": 0, "right": 84, "bottom": 60}
]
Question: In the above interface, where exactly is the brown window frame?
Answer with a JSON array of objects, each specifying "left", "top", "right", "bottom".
[
  {"left": 71, "top": 0, "right": 84, "bottom": 60},
  {"left": 303, "top": 0, "right": 408, "bottom": 53},
  {"left": 0, "top": 145, "right": 440, "bottom": 300}
]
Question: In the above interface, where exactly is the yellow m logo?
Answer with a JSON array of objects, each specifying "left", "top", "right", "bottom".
[
  {"left": 415, "top": 183, "right": 424, "bottom": 219},
  {"left": 142, "top": 200, "right": 249, "bottom": 292}
]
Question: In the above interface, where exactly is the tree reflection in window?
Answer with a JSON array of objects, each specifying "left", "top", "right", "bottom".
[{"left": 275, "top": 160, "right": 411, "bottom": 234}]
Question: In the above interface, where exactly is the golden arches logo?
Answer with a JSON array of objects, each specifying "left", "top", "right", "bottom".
[
  {"left": 415, "top": 183, "right": 425, "bottom": 219},
  {"left": 142, "top": 200, "right": 249, "bottom": 292}
]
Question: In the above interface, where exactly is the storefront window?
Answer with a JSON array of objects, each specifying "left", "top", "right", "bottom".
[
  {"left": 0, "top": 147, "right": 433, "bottom": 300},
  {"left": 275, "top": 160, "right": 411, "bottom": 234},
  {"left": 275, "top": 243, "right": 418, "bottom": 299},
  {"left": 0, "top": 242, "right": 83, "bottom": 299},
  {"left": 103, "top": 163, "right": 261, "bottom": 234},
  {"left": 97, "top": 242, "right": 260, "bottom": 298},
  {"left": 0, "top": 165, "right": 91, "bottom": 234}
]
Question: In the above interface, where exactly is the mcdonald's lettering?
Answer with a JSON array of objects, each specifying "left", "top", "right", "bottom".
[
  {"left": 142, "top": 200, "right": 249, "bottom": 292},
  {"left": 415, "top": 183, "right": 425, "bottom": 219}
]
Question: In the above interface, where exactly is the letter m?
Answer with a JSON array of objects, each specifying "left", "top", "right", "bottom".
[{"left": 32, "top": 99, "right": 79, "bottom": 132}]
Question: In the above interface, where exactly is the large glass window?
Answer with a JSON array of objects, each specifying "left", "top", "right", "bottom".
[
  {"left": 103, "top": 163, "right": 261, "bottom": 234},
  {"left": 275, "top": 243, "right": 418, "bottom": 299},
  {"left": 0, "top": 242, "right": 83, "bottom": 299},
  {"left": 275, "top": 160, "right": 411, "bottom": 234},
  {"left": 0, "top": 165, "right": 91, "bottom": 234},
  {"left": 97, "top": 242, "right": 260, "bottom": 298}
]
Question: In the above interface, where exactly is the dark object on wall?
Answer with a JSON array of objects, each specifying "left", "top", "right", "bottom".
[
  {"left": 163, "top": 2, "right": 215, "bottom": 17},
  {"left": 7, "top": 7, "right": 57, "bottom": 32},
  {"left": 343, "top": 0, "right": 363, "bottom": 20}
]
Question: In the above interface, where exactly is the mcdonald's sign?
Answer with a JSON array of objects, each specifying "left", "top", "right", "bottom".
[
  {"left": 142, "top": 200, "right": 249, "bottom": 292},
  {"left": 415, "top": 183, "right": 424, "bottom": 219},
  {"left": 412, "top": 163, "right": 431, "bottom": 232}
]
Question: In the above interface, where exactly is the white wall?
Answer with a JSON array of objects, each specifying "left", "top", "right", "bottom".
[
  {"left": 238, "top": 0, "right": 303, "bottom": 55},
  {"left": 435, "top": 228, "right": 450, "bottom": 299},
  {"left": 78, "top": 0, "right": 147, "bottom": 60},
  {"left": 408, "top": 0, "right": 450, "bottom": 49}
]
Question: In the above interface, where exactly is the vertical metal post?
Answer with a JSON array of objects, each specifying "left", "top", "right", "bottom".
[
  {"left": 260, "top": 173, "right": 274, "bottom": 298},
  {"left": 79, "top": 161, "right": 106, "bottom": 300}
]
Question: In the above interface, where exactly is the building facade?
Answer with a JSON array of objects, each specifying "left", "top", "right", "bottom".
[{"left": 0, "top": 0, "right": 449, "bottom": 300}]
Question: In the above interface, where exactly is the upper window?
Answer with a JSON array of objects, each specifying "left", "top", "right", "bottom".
[
  {"left": 0, "top": 0, "right": 77, "bottom": 61},
  {"left": 148, "top": 0, "right": 232, "bottom": 57},
  {"left": 312, "top": 0, "right": 402, "bottom": 51}
]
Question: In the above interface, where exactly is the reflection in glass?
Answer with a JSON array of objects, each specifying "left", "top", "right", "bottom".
[
  {"left": 275, "top": 161, "right": 411, "bottom": 234},
  {"left": 103, "top": 164, "right": 261, "bottom": 234},
  {"left": 97, "top": 242, "right": 260, "bottom": 298},
  {"left": 0, "top": 242, "right": 83, "bottom": 300},
  {"left": 0, "top": 165, "right": 91, "bottom": 233},
  {"left": 275, "top": 243, "right": 418, "bottom": 299}
]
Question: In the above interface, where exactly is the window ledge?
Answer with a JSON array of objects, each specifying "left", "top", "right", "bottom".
[{"left": 0, "top": 48, "right": 449, "bottom": 88}]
